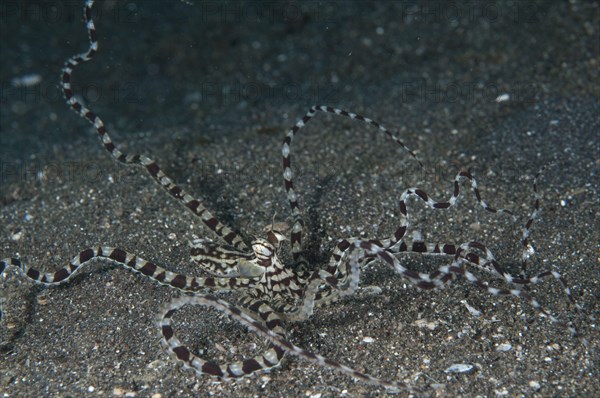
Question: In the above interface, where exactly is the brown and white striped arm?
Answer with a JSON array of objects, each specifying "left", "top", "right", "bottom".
[{"left": 61, "top": 0, "right": 247, "bottom": 251}]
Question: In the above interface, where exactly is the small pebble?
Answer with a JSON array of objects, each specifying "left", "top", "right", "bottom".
[
  {"left": 496, "top": 343, "right": 512, "bottom": 352},
  {"left": 529, "top": 380, "right": 541, "bottom": 390},
  {"left": 495, "top": 93, "right": 510, "bottom": 102},
  {"left": 445, "top": 364, "right": 475, "bottom": 374}
]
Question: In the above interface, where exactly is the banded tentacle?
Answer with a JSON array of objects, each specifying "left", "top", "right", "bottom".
[
  {"left": 0, "top": 247, "right": 255, "bottom": 293},
  {"left": 397, "top": 170, "right": 515, "bottom": 219},
  {"left": 394, "top": 169, "right": 577, "bottom": 306},
  {"left": 281, "top": 236, "right": 458, "bottom": 321},
  {"left": 280, "top": 107, "right": 520, "bottom": 310},
  {"left": 350, "top": 240, "right": 573, "bottom": 327},
  {"left": 302, "top": 170, "right": 517, "bottom": 306},
  {"left": 61, "top": 0, "right": 247, "bottom": 250},
  {"left": 160, "top": 297, "right": 288, "bottom": 381},
  {"left": 284, "top": 232, "right": 572, "bottom": 324},
  {"left": 281, "top": 105, "right": 423, "bottom": 266},
  {"left": 160, "top": 294, "right": 416, "bottom": 392},
  {"left": 515, "top": 165, "right": 576, "bottom": 304},
  {"left": 519, "top": 170, "right": 543, "bottom": 276},
  {"left": 297, "top": 165, "right": 576, "bottom": 320}
]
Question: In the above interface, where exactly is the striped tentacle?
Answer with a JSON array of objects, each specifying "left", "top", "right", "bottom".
[
  {"left": 519, "top": 170, "right": 543, "bottom": 276},
  {"left": 452, "top": 244, "right": 563, "bottom": 324},
  {"left": 393, "top": 242, "right": 579, "bottom": 319},
  {"left": 61, "top": 0, "right": 247, "bottom": 250},
  {"left": 291, "top": 163, "right": 575, "bottom": 319},
  {"left": 513, "top": 166, "right": 579, "bottom": 309},
  {"left": 286, "top": 238, "right": 457, "bottom": 320},
  {"left": 352, "top": 240, "right": 568, "bottom": 326},
  {"left": 390, "top": 238, "right": 575, "bottom": 313},
  {"left": 383, "top": 169, "right": 517, "bottom": 277},
  {"left": 277, "top": 255, "right": 363, "bottom": 322},
  {"left": 337, "top": 170, "right": 518, "bottom": 285},
  {"left": 301, "top": 235, "right": 460, "bottom": 310},
  {"left": 160, "top": 296, "right": 287, "bottom": 381},
  {"left": 281, "top": 106, "right": 423, "bottom": 266},
  {"left": 282, "top": 151, "right": 518, "bottom": 318},
  {"left": 285, "top": 235, "right": 515, "bottom": 321},
  {"left": 279, "top": 276, "right": 328, "bottom": 321},
  {"left": 398, "top": 170, "right": 516, "bottom": 225},
  {"left": 391, "top": 167, "right": 578, "bottom": 307},
  {"left": 0, "top": 247, "right": 255, "bottom": 293},
  {"left": 445, "top": 168, "right": 578, "bottom": 309},
  {"left": 160, "top": 295, "right": 417, "bottom": 392},
  {"left": 391, "top": 240, "right": 578, "bottom": 315}
]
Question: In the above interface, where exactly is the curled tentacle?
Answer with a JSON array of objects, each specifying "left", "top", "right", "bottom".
[{"left": 160, "top": 294, "right": 418, "bottom": 392}]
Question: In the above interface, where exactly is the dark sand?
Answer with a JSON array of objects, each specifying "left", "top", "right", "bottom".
[{"left": 1, "top": 1, "right": 598, "bottom": 397}]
